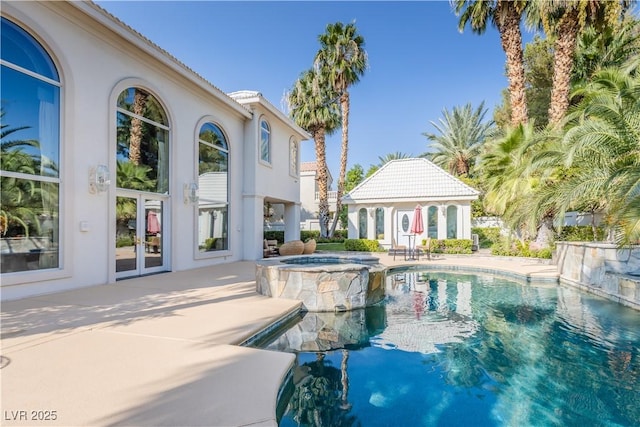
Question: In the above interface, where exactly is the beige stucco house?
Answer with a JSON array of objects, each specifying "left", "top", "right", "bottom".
[
  {"left": 1, "top": 1, "right": 309, "bottom": 300},
  {"left": 343, "top": 158, "right": 480, "bottom": 249}
]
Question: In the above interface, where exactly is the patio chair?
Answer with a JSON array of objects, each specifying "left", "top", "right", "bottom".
[
  {"left": 389, "top": 236, "right": 407, "bottom": 261},
  {"left": 263, "top": 239, "right": 279, "bottom": 257},
  {"left": 416, "top": 237, "right": 431, "bottom": 261}
]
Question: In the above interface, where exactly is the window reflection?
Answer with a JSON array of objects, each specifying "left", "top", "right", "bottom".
[
  {"left": 428, "top": 206, "right": 438, "bottom": 238},
  {"left": 1, "top": 18, "right": 61, "bottom": 273},
  {"left": 359, "top": 208, "right": 368, "bottom": 239},
  {"left": 116, "top": 88, "right": 169, "bottom": 193},
  {"left": 1, "top": 178, "right": 59, "bottom": 273},
  {"left": 375, "top": 208, "right": 384, "bottom": 239},
  {"left": 198, "top": 123, "right": 229, "bottom": 252},
  {"left": 447, "top": 205, "right": 458, "bottom": 239},
  {"left": 260, "top": 119, "right": 270, "bottom": 163}
]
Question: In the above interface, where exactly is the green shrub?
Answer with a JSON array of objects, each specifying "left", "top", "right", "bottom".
[
  {"left": 556, "top": 225, "right": 605, "bottom": 242},
  {"left": 204, "top": 238, "right": 217, "bottom": 250},
  {"left": 534, "top": 247, "right": 553, "bottom": 259},
  {"left": 345, "top": 239, "right": 381, "bottom": 252},
  {"left": 263, "top": 231, "right": 284, "bottom": 243},
  {"left": 300, "top": 230, "right": 320, "bottom": 241},
  {"left": 116, "top": 234, "right": 134, "bottom": 248},
  {"left": 429, "top": 239, "right": 473, "bottom": 254},
  {"left": 491, "top": 236, "right": 553, "bottom": 259},
  {"left": 472, "top": 227, "right": 501, "bottom": 248}
]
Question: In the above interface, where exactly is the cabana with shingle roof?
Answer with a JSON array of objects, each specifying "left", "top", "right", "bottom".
[{"left": 342, "top": 158, "right": 480, "bottom": 249}]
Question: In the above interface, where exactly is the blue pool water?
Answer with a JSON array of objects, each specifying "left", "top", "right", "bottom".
[{"left": 258, "top": 271, "right": 640, "bottom": 427}]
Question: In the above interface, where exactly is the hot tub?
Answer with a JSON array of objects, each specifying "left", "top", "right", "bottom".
[{"left": 255, "top": 254, "right": 385, "bottom": 312}]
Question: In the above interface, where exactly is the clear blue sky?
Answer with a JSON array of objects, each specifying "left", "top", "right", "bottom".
[{"left": 96, "top": 1, "right": 531, "bottom": 180}]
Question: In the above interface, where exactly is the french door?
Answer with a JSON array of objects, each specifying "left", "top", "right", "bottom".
[
  {"left": 115, "top": 191, "right": 168, "bottom": 279},
  {"left": 396, "top": 209, "right": 414, "bottom": 247}
]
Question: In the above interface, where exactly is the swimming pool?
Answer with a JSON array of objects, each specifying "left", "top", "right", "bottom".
[{"left": 257, "top": 270, "right": 640, "bottom": 426}]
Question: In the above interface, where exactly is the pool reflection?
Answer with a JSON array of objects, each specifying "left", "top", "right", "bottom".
[{"left": 261, "top": 271, "right": 640, "bottom": 427}]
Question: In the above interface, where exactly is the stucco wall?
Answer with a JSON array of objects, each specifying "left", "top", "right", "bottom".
[
  {"left": 1, "top": 2, "right": 305, "bottom": 300},
  {"left": 555, "top": 242, "right": 640, "bottom": 309}
]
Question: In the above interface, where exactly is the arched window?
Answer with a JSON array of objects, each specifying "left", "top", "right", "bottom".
[
  {"left": 447, "top": 205, "right": 458, "bottom": 239},
  {"left": 375, "top": 208, "right": 384, "bottom": 239},
  {"left": 289, "top": 137, "right": 298, "bottom": 176},
  {"left": 1, "top": 17, "right": 61, "bottom": 273},
  {"left": 116, "top": 87, "right": 169, "bottom": 193},
  {"left": 260, "top": 119, "right": 271, "bottom": 164},
  {"left": 428, "top": 206, "right": 438, "bottom": 238},
  {"left": 358, "top": 208, "right": 368, "bottom": 239},
  {"left": 198, "top": 122, "right": 229, "bottom": 252}
]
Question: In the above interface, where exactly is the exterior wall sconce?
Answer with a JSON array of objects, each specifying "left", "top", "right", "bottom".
[
  {"left": 184, "top": 181, "right": 199, "bottom": 204},
  {"left": 440, "top": 204, "right": 447, "bottom": 216},
  {"left": 89, "top": 164, "right": 110, "bottom": 194}
]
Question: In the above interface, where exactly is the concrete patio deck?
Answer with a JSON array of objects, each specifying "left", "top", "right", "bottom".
[{"left": 1, "top": 254, "right": 558, "bottom": 426}]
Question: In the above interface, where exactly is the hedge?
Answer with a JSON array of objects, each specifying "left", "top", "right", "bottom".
[
  {"left": 427, "top": 239, "right": 473, "bottom": 254},
  {"left": 345, "top": 239, "right": 382, "bottom": 252}
]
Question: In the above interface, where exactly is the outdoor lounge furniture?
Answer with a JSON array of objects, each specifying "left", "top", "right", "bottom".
[
  {"left": 146, "top": 235, "right": 160, "bottom": 253},
  {"left": 278, "top": 240, "right": 304, "bottom": 256},
  {"left": 303, "top": 239, "right": 316, "bottom": 254},
  {"left": 389, "top": 237, "right": 407, "bottom": 261},
  {"left": 416, "top": 237, "right": 431, "bottom": 261},
  {"left": 263, "top": 239, "right": 279, "bottom": 257}
]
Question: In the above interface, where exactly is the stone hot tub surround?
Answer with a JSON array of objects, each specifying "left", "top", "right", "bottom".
[{"left": 255, "top": 254, "right": 386, "bottom": 312}]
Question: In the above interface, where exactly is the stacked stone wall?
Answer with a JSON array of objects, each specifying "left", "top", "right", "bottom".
[{"left": 555, "top": 242, "right": 640, "bottom": 309}]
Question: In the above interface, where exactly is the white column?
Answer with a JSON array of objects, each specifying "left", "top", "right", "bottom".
[
  {"left": 347, "top": 206, "right": 358, "bottom": 239},
  {"left": 368, "top": 208, "right": 376, "bottom": 240},
  {"left": 243, "top": 194, "right": 264, "bottom": 260},
  {"left": 283, "top": 202, "right": 301, "bottom": 242},
  {"left": 438, "top": 205, "right": 447, "bottom": 240}
]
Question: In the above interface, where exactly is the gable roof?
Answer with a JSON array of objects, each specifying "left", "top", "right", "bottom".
[{"left": 343, "top": 158, "right": 479, "bottom": 204}]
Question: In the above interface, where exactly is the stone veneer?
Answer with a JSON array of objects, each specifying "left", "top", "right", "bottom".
[
  {"left": 555, "top": 242, "right": 640, "bottom": 309},
  {"left": 255, "top": 254, "right": 386, "bottom": 312}
]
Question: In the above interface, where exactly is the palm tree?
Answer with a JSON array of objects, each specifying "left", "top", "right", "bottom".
[
  {"left": 453, "top": 0, "right": 529, "bottom": 126},
  {"left": 532, "top": 0, "right": 631, "bottom": 125},
  {"left": 287, "top": 69, "right": 340, "bottom": 237},
  {"left": 377, "top": 152, "right": 412, "bottom": 167},
  {"left": 480, "top": 122, "right": 551, "bottom": 242},
  {"left": 423, "top": 102, "right": 494, "bottom": 177},
  {"left": 556, "top": 64, "right": 640, "bottom": 243},
  {"left": 315, "top": 21, "right": 368, "bottom": 237}
]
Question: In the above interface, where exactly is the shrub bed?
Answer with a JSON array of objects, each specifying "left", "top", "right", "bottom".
[
  {"left": 429, "top": 239, "right": 473, "bottom": 254},
  {"left": 345, "top": 238, "right": 382, "bottom": 252}
]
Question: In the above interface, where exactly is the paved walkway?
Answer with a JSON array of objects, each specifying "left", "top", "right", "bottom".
[{"left": 1, "top": 254, "right": 558, "bottom": 426}]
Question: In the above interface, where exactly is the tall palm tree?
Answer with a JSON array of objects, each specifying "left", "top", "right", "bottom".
[
  {"left": 453, "top": 0, "right": 529, "bottom": 126},
  {"left": 287, "top": 69, "right": 340, "bottom": 237},
  {"left": 315, "top": 21, "right": 368, "bottom": 236},
  {"left": 423, "top": 102, "right": 494, "bottom": 177},
  {"left": 532, "top": 0, "right": 631, "bottom": 125}
]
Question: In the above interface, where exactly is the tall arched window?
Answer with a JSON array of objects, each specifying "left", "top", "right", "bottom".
[
  {"left": 289, "top": 137, "right": 298, "bottom": 176},
  {"left": 447, "top": 205, "right": 458, "bottom": 239},
  {"left": 358, "top": 208, "right": 368, "bottom": 239},
  {"left": 260, "top": 119, "right": 271, "bottom": 164},
  {"left": 375, "top": 208, "right": 384, "bottom": 239},
  {"left": 428, "top": 206, "right": 438, "bottom": 238},
  {"left": 116, "top": 87, "right": 169, "bottom": 193},
  {"left": 198, "top": 123, "right": 229, "bottom": 252},
  {"left": 1, "top": 17, "right": 61, "bottom": 273}
]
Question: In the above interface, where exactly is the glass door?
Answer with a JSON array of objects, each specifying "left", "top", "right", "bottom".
[{"left": 116, "top": 193, "right": 166, "bottom": 279}]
